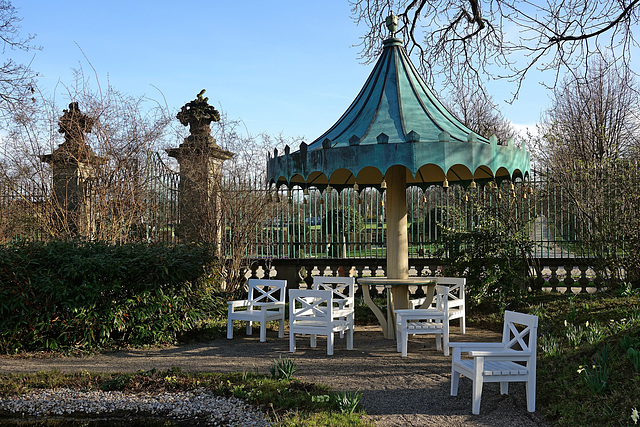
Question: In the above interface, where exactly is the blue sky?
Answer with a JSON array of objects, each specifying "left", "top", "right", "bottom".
[{"left": 14, "top": 0, "right": 548, "bottom": 143}]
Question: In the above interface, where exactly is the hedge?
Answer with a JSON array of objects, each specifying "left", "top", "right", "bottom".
[{"left": 0, "top": 240, "right": 217, "bottom": 353}]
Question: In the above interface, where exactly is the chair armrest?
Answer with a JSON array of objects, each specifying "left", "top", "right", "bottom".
[
  {"left": 448, "top": 300, "right": 465, "bottom": 308},
  {"left": 252, "top": 301, "right": 285, "bottom": 309},
  {"left": 228, "top": 299, "right": 250, "bottom": 308},
  {"left": 467, "top": 349, "right": 532, "bottom": 357},
  {"left": 335, "top": 297, "right": 354, "bottom": 309},
  {"left": 449, "top": 342, "right": 505, "bottom": 352}
]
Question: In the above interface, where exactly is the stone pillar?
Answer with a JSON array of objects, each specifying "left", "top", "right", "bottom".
[
  {"left": 41, "top": 102, "right": 102, "bottom": 238},
  {"left": 167, "top": 90, "right": 233, "bottom": 249},
  {"left": 386, "top": 165, "right": 409, "bottom": 308}
]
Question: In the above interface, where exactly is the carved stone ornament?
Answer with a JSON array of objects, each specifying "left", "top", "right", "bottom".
[
  {"left": 58, "top": 102, "right": 94, "bottom": 143},
  {"left": 176, "top": 89, "right": 221, "bottom": 146},
  {"left": 41, "top": 102, "right": 101, "bottom": 165}
]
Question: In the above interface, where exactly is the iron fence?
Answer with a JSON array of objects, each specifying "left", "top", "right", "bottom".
[
  {"left": 2, "top": 153, "right": 638, "bottom": 263},
  {"left": 250, "top": 173, "right": 567, "bottom": 260},
  {"left": 0, "top": 179, "right": 50, "bottom": 243}
]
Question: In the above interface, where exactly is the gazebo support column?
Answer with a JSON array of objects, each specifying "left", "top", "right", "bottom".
[{"left": 386, "top": 165, "right": 409, "bottom": 308}]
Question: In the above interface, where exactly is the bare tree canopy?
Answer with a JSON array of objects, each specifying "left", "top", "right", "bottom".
[
  {"left": 0, "top": 66, "right": 173, "bottom": 242},
  {"left": 535, "top": 59, "right": 640, "bottom": 166},
  {"left": 351, "top": 0, "right": 640, "bottom": 99},
  {"left": 0, "top": 0, "right": 38, "bottom": 115},
  {"left": 445, "top": 87, "right": 518, "bottom": 144}
]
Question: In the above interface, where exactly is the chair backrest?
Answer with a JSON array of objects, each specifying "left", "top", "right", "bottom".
[
  {"left": 433, "top": 285, "right": 450, "bottom": 313},
  {"left": 247, "top": 279, "right": 287, "bottom": 304},
  {"left": 312, "top": 276, "right": 355, "bottom": 307},
  {"left": 501, "top": 311, "right": 539, "bottom": 354},
  {"left": 432, "top": 277, "right": 465, "bottom": 304},
  {"left": 290, "top": 289, "right": 333, "bottom": 321}
]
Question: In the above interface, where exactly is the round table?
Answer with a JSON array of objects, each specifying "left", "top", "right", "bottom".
[{"left": 357, "top": 277, "right": 437, "bottom": 339}]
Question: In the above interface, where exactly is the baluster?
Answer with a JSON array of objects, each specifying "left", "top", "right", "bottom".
[
  {"left": 409, "top": 264, "right": 418, "bottom": 276},
  {"left": 413, "top": 284, "right": 426, "bottom": 299},
  {"left": 530, "top": 263, "right": 544, "bottom": 292},
  {"left": 548, "top": 265, "right": 560, "bottom": 292},
  {"left": 575, "top": 266, "right": 589, "bottom": 293},
  {"left": 301, "top": 265, "right": 313, "bottom": 289}
]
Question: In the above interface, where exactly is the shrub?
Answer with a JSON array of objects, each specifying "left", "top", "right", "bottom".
[
  {"left": 0, "top": 240, "right": 216, "bottom": 352},
  {"left": 437, "top": 199, "right": 533, "bottom": 311}
]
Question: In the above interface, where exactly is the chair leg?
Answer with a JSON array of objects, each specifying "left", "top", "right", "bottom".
[
  {"left": 460, "top": 315, "right": 466, "bottom": 334},
  {"left": 246, "top": 321, "right": 253, "bottom": 336},
  {"left": 472, "top": 358, "right": 485, "bottom": 415},
  {"left": 526, "top": 379, "right": 536, "bottom": 412},
  {"left": 278, "top": 318, "right": 285, "bottom": 338},
  {"left": 435, "top": 332, "right": 442, "bottom": 352},
  {"left": 259, "top": 310, "right": 269, "bottom": 342},
  {"left": 327, "top": 332, "right": 334, "bottom": 356},
  {"left": 259, "top": 323, "right": 267, "bottom": 342},
  {"left": 443, "top": 324, "right": 450, "bottom": 356},
  {"left": 450, "top": 369, "right": 460, "bottom": 396},
  {"left": 289, "top": 332, "right": 296, "bottom": 353},
  {"left": 227, "top": 319, "right": 233, "bottom": 339},
  {"left": 346, "top": 328, "right": 353, "bottom": 350},
  {"left": 500, "top": 382, "right": 509, "bottom": 395},
  {"left": 400, "top": 330, "right": 408, "bottom": 357},
  {"left": 310, "top": 334, "right": 317, "bottom": 348},
  {"left": 472, "top": 379, "right": 483, "bottom": 415}
]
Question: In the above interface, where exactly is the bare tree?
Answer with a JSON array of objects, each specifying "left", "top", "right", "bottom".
[
  {"left": 205, "top": 116, "right": 291, "bottom": 293},
  {"left": 0, "top": 69, "right": 173, "bottom": 243},
  {"left": 0, "top": 0, "right": 39, "bottom": 118},
  {"left": 532, "top": 60, "right": 640, "bottom": 287},
  {"left": 445, "top": 86, "right": 519, "bottom": 144},
  {"left": 536, "top": 59, "right": 640, "bottom": 166},
  {"left": 351, "top": 0, "right": 640, "bottom": 100}
]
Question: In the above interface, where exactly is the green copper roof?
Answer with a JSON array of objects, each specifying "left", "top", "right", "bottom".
[
  {"left": 267, "top": 36, "right": 530, "bottom": 189},
  {"left": 311, "top": 38, "right": 488, "bottom": 147}
]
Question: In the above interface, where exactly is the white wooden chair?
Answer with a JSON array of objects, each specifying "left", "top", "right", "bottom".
[
  {"left": 450, "top": 310, "right": 539, "bottom": 415},
  {"left": 227, "top": 279, "right": 287, "bottom": 342},
  {"left": 395, "top": 285, "right": 450, "bottom": 357},
  {"left": 410, "top": 277, "right": 466, "bottom": 334},
  {"left": 289, "top": 289, "right": 354, "bottom": 356},
  {"left": 312, "top": 276, "right": 355, "bottom": 336}
]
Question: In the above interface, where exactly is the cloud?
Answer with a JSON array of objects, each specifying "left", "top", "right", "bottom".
[{"left": 511, "top": 122, "right": 539, "bottom": 138}]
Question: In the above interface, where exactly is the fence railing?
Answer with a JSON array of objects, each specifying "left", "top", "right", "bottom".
[
  {"left": 2, "top": 154, "right": 638, "bottom": 265},
  {"left": 0, "top": 179, "right": 50, "bottom": 243},
  {"left": 246, "top": 171, "right": 611, "bottom": 260}
]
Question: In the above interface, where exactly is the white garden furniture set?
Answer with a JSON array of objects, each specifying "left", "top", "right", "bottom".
[{"left": 226, "top": 276, "right": 538, "bottom": 415}]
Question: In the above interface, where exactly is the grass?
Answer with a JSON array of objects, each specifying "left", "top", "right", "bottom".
[
  {"left": 0, "top": 366, "right": 372, "bottom": 426},
  {"left": 470, "top": 291, "right": 640, "bottom": 426}
]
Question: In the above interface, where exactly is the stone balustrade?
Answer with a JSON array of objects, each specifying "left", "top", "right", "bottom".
[{"left": 246, "top": 257, "right": 613, "bottom": 297}]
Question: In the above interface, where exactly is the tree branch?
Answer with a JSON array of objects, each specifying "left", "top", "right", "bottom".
[{"left": 549, "top": 0, "right": 640, "bottom": 43}]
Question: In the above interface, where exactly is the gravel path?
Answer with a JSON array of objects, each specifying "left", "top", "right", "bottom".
[{"left": 0, "top": 325, "right": 550, "bottom": 426}]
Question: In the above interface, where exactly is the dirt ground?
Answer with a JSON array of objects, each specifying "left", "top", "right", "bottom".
[{"left": 0, "top": 324, "right": 550, "bottom": 426}]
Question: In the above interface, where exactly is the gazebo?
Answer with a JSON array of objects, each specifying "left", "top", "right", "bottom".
[{"left": 267, "top": 15, "right": 529, "bottom": 315}]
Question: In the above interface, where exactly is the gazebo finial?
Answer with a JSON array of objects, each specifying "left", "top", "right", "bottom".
[{"left": 385, "top": 13, "right": 399, "bottom": 37}]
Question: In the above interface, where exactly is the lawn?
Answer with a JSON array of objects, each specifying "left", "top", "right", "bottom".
[{"left": 470, "top": 291, "right": 640, "bottom": 426}]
